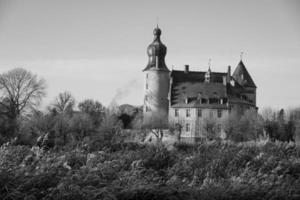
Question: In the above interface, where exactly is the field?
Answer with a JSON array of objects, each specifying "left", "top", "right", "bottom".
[{"left": 1, "top": 140, "right": 300, "bottom": 200}]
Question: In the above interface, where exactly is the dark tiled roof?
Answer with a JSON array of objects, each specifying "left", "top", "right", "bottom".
[
  {"left": 172, "top": 103, "right": 229, "bottom": 109},
  {"left": 170, "top": 70, "right": 228, "bottom": 106},
  {"left": 170, "top": 70, "right": 226, "bottom": 83},
  {"left": 232, "top": 61, "right": 256, "bottom": 88},
  {"left": 169, "top": 68, "right": 256, "bottom": 107}
]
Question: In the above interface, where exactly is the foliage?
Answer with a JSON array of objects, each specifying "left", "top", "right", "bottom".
[
  {"left": 51, "top": 91, "right": 75, "bottom": 115},
  {"left": 224, "top": 109, "right": 264, "bottom": 142},
  {"left": 264, "top": 108, "right": 297, "bottom": 142},
  {"left": 0, "top": 68, "right": 46, "bottom": 140},
  {"left": 78, "top": 99, "right": 105, "bottom": 127},
  {"left": 0, "top": 141, "right": 300, "bottom": 199}
]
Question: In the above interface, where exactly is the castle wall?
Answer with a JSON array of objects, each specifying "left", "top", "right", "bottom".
[
  {"left": 143, "top": 70, "right": 170, "bottom": 128},
  {"left": 169, "top": 107, "right": 229, "bottom": 140}
]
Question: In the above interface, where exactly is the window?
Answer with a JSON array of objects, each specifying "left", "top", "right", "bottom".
[
  {"left": 218, "top": 109, "right": 222, "bottom": 118},
  {"left": 209, "top": 111, "right": 213, "bottom": 118},
  {"left": 217, "top": 124, "right": 222, "bottom": 133},
  {"left": 186, "top": 109, "right": 190, "bottom": 117},
  {"left": 146, "top": 73, "right": 148, "bottom": 78},
  {"left": 209, "top": 98, "right": 219, "bottom": 104},
  {"left": 146, "top": 83, "right": 148, "bottom": 90},
  {"left": 198, "top": 109, "right": 202, "bottom": 117},
  {"left": 175, "top": 109, "right": 179, "bottom": 117},
  {"left": 145, "top": 95, "right": 148, "bottom": 101},
  {"left": 186, "top": 123, "right": 190, "bottom": 132}
]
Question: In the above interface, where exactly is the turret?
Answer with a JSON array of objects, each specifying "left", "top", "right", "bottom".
[
  {"left": 143, "top": 26, "right": 170, "bottom": 129},
  {"left": 232, "top": 59, "right": 257, "bottom": 105}
]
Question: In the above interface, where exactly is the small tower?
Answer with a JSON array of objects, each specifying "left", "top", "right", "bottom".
[
  {"left": 142, "top": 26, "right": 170, "bottom": 128},
  {"left": 232, "top": 58, "right": 257, "bottom": 105}
]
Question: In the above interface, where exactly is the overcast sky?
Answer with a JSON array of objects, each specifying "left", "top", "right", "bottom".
[{"left": 0, "top": 0, "right": 299, "bottom": 109}]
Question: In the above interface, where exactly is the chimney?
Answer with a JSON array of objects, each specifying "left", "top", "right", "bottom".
[
  {"left": 227, "top": 65, "right": 231, "bottom": 83},
  {"left": 185, "top": 97, "right": 189, "bottom": 104},
  {"left": 184, "top": 65, "right": 189, "bottom": 73}
]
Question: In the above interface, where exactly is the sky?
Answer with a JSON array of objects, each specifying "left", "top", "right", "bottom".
[{"left": 0, "top": 0, "right": 299, "bottom": 110}]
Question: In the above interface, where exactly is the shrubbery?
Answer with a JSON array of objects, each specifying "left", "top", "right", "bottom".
[{"left": 1, "top": 140, "right": 300, "bottom": 199}]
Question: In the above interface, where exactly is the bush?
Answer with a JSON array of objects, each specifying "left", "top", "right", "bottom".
[
  {"left": 142, "top": 144, "right": 176, "bottom": 171},
  {"left": 1, "top": 141, "right": 300, "bottom": 199},
  {"left": 173, "top": 142, "right": 197, "bottom": 153}
]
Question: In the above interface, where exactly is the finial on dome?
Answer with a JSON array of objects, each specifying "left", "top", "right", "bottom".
[
  {"left": 153, "top": 17, "right": 161, "bottom": 37},
  {"left": 153, "top": 26, "right": 161, "bottom": 37}
]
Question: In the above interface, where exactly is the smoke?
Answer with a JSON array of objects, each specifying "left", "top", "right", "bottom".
[{"left": 109, "top": 79, "right": 140, "bottom": 110}]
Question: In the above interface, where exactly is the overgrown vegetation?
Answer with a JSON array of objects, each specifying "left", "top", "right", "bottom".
[{"left": 0, "top": 141, "right": 300, "bottom": 199}]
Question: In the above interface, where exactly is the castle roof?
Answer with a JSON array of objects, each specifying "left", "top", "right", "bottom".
[
  {"left": 169, "top": 68, "right": 256, "bottom": 107},
  {"left": 170, "top": 70, "right": 228, "bottom": 106},
  {"left": 232, "top": 60, "right": 256, "bottom": 88}
]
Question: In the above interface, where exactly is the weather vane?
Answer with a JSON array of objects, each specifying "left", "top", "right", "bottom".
[
  {"left": 156, "top": 17, "right": 159, "bottom": 28},
  {"left": 208, "top": 58, "right": 211, "bottom": 69},
  {"left": 240, "top": 51, "right": 244, "bottom": 61}
]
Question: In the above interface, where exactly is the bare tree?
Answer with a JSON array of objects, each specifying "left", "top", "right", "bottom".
[
  {"left": 0, "top": 68, "right": 46, "bottom": 119},
  {"left": 224, "top": 109, "right": 264, "bottom": 142},
  {"left": 78, "top": 99, "right": 105, "bottom": 127},
  {"left": 51, "top": 91, "right": 75, "bottom": 115},
  {"left": 261, "top": 107, "right": 275, "bottom": 121}
]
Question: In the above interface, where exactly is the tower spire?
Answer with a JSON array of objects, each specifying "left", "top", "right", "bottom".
[{"left": 205, "top": 58, "right": 212, "bottom": 82}]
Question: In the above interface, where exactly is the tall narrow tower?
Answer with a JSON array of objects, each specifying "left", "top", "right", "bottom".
[{"left": 142, "top": 26, "right": 170, "bottom": 128}]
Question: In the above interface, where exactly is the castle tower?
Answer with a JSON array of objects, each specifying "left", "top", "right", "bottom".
[
  {"left": 142, "top": 26, "right": 170, "bottom": 128},
  {"left": 232, "top": 60, "right": 257, "bottom": 105}
]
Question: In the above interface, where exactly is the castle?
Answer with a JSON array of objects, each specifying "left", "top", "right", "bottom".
[{"left": 142, "top": 26, "right": 257, "bottom": 141}]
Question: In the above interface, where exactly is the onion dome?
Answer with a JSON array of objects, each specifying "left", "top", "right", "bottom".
[{"left": 143, "top": 26, "right": 169, "bottom": 71}]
